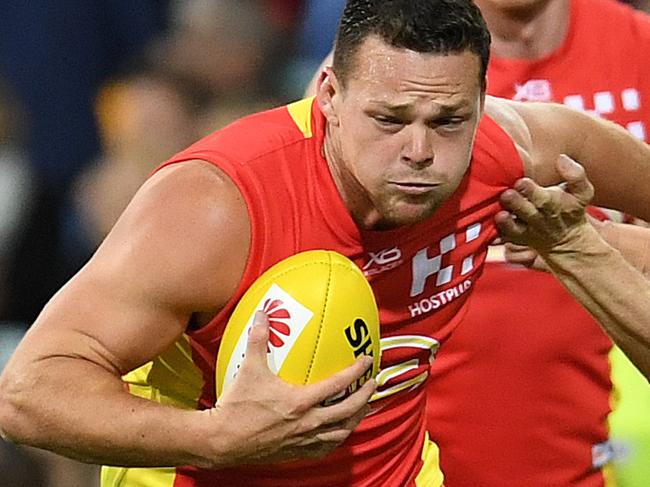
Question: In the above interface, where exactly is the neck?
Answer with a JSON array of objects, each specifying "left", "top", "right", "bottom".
[{"left": 477, "top": 0, "right": 571, "bottom": 59}]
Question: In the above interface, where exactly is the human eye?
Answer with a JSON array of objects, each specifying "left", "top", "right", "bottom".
[
  {"left": 372, "top": 114, "right": 404, "bottom": 129},
  {"left": 432, "top": 116, "right": 467, "bottom": 133}
]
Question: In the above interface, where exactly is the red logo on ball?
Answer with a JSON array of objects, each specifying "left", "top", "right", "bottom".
[{"left": 262, "top": 299, "right": 291, "bottom": 349}]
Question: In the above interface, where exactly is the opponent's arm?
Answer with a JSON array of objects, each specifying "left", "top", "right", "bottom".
[
  {"left": 0, "top": 160, "right": 374, "bottom": 467},
  {"left": 594, "top": 220, "right": 650, "bottom": 277},
  {"left": 497, "top": 156, "right": 650, "bottom": 380},
  {"left": 505, "top": 217, "right": 650, "bottom": 275},
  {"left": 486, "top": 96, "right": 650, "bottom": 221}
]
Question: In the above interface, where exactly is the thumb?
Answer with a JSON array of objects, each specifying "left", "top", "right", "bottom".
[
  {"left": 243, "top": 310, "right": 271, "bottom": 369},
  {"left": 556, "top": 155, "right": 594, "bottom": 205}
]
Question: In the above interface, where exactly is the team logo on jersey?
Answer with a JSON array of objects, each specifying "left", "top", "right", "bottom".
[
  {"left": 369, "top": 335, "right": 440, "bottom": 410},
  {"left": 363, "top": 247, "right": 403, "bottom": 276},
  {"left": 513, "top": 79, "right": 552, "bottom": 102},
  {"left": 410, "top": 223, "right": 482, "bottom": 297},
  {"left": 408, "top": 223, "right": 483, "bottom": 317}
]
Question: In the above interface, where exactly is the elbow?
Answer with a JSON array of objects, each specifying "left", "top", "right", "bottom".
[{"left": 0, "top": 370, "right": 39, "bottom": 445}]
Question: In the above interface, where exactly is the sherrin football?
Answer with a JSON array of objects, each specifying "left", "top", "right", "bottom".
[{"left": 216, "top": 250, "right": 380, "bottom": 401}]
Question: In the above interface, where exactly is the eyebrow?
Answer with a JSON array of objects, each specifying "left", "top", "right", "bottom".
[{"left": 368, "top": 99, "right": 470, "bottom": 114}]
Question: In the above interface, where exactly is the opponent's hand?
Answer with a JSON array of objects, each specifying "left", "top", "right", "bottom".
[
  {"left": 503, "top": 213, "right": 608, "bottom": 271},
  {"left": 204, "top": 311, "right": 376, "bottom": 467},
  {"left": 503, "top": 242, "right": 550, "bottom": 271},
  {"left": 496, "top": 155, "right": 594, "bottom": 254}
]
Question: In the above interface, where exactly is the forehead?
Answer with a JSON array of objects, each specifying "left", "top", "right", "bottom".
[
  {"left": 343, "top": 36, "right": 482, "bottom": 107},
  {"left": 476, "top": 0, "right": 551, "bottom": 11}
]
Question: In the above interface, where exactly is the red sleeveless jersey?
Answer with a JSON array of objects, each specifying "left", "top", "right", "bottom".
[
  {"left": 108, "top": 97, "right": 523, "bottom": 487},
  {"left": 427, "top": 1, "right": 650, "bottom": 486}
]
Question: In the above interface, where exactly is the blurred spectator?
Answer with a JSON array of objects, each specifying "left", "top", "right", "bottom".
[
  {"left": 0, "top": 78, "right": 31, "bottom": 315},
  {"left": 153, "top": 0, "right": 288, "bottom": 100},
  {"left": 0, "top": 0, "right": 169, "bottom": 324},
  {"left": 194, "top": 98, "right": 277, "bottom": 138},
  {"left": 292, "top": 0, "right": 346, "bottom": 94},
  {"left": 299, "top": 0, "right": 346, "bottom": 63},
  {"left": 63, "top": 67, "right": 202, "bottom": 268}
]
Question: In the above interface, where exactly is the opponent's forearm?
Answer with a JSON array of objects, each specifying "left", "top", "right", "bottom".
[
  {"left": 541, "top": 225, "right": 650, "bottom": 379},
  {"left": 595, "top": 220, "right": 650, "bottom": 277},
  {"left": 0, "top": 357, "right": 217, "bottom": 468}
]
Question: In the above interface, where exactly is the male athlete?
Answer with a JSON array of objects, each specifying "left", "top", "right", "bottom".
[
  {"left": 1, "top": 1, "right": 650, "bottom": 486},
  {"left": 426, "top": 1, "right": 650, "bottom": 485}
]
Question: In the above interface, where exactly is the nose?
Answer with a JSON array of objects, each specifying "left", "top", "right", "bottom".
[{"left": 401, "top": 125, "right": 434, "bottom": 169}]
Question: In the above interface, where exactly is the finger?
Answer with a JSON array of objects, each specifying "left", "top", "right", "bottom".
[
  {"left": 303, "top": 405, "right": 368, "bottom": 446},
  {"left": 556, "top": 155, "right": 594, "bottom": 205},
  {"left": 500, "top": 188, "right": 542, "bottom": 223},
  {"left": 504, "top": 243, "right": 539, "bottom": 266},
  {"left": 311, "top": 379, "right": 376, "bottom": 427},
  {"left": 303, "top": 355, "right": 374, "bottom": 405},
  {"left": 495, "top": 210, "right": 528, "bottom": 242},
  {"left": 241, "top": 311, "right": 271, "bottom": 369},
  {"left": 504, "top": 242, "right": 532, "bottom": 253},
  {"left": 514, "top": 178, "right": 549, "bottom": 208}
]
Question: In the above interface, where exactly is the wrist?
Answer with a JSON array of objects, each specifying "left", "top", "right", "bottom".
[
  {"left": 541, "top": 222, "right": 615, "bottom": 266},
  {"left": 173, "top": 409, "right": 227, "bottom": 470},
  {"left": 185, "top": 407, "right": 238, "bottom": 470}
]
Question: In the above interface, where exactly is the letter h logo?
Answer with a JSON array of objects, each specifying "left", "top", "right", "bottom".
[{"left": 410, "top": 223, "right": 481, "bottom": 297}]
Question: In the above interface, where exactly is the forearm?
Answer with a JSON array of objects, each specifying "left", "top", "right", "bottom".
[
  {"left": 0, "top": 356, "right": 216, "bottom": 468},
  {"left": 541, "top": 224, "right": 650, "bottom": 379},
  {"left": 594, "top": 220, "right": 650, "bottom": 277}
]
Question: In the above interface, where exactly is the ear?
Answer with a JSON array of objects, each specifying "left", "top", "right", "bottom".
[{"left": 316, "top": 67, "right": 342, "bottom": 127}]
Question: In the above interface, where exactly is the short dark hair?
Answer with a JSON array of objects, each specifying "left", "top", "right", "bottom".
[{"left": 333, "top": 0, "right": 490, "bottom": 90}]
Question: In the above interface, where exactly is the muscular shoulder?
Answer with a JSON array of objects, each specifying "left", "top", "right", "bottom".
[
  {"left": 91, "top": 160, "right": 250, "bottom": 315},
  {"left": 484, "top": 96, "right": 534, "bottom": 175},
  {"left": 484, "top": 96, "right": 595, "bottom": 184}
]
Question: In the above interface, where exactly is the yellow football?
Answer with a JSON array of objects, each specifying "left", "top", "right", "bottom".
[{"left": 216, "top": 250, "right": 380, "bottom": 401}]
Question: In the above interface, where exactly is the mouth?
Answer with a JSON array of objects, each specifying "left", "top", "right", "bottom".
[{"left": 390, "top": 181, "right": 440, "bottom": 195}]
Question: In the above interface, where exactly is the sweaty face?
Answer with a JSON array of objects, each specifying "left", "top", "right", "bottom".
[{"left": 321, "top": 36, "right": 484, "bottom": 230}]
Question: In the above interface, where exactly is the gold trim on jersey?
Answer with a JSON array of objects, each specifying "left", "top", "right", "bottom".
[
  {"left": 101, "top": 336, "right": 204, "bottom": 486},
  {"left": 287, "top": 97, "right": 315, "bottom": 138},
  {"left": 101, "top": 466, "right": 177, "bottom": 487},
  {"left": 122, "top": 335, "right": 203, "bottom": 410},
  {"left": 415, "top": 432, "right": 445, "bottom": 487}
]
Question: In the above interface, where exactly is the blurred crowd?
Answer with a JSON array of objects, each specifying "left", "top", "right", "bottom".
[
  {"left": 1, "top": 1, "right": 649, "bottom": 486},
  {"left": 0, "top": 0, "right": 335, "bottom": 333}
]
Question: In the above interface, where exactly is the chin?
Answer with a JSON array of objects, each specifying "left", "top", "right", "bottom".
[{"left": 379, "top": 202, "right": 440, "bottom": 229}]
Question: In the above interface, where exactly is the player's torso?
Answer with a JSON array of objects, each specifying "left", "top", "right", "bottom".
[{"left": 112, "top": 98, "right": 523, "bottom": 487}]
